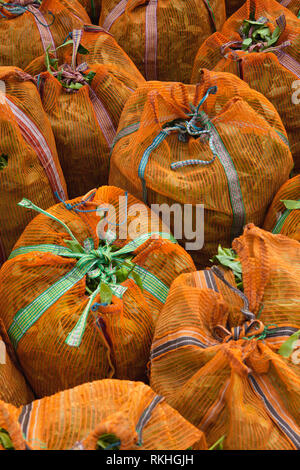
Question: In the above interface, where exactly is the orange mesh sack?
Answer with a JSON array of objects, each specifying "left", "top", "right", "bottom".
[
  {"left": 0, "top": 320, "right": 34, "bottom": 407},
  {"left": 109, "top": 70, "right": 293, "bottom": 268},
  {"left": 281, "top": 0, "right": 300, "bottom": 17},
  {"left": 25, "top": 26, "right": 145, "bottom": 198},
  {"left": 0, "top": 0, "right": 90, "bottom": 70},
  {"left": 263, "top": 176, "right": 300, "bottom": 241},
  {"left": 150, "top": 225, "right": 300, "bottom": 450},
  {"left": 226, "top": 0, "right": 246, "bottom": 18},
  {"left": 0, "top": 66, "right": 67, "bottom": 266},
  {"left": 191, "top": 0, "right": 300, "bottom": 173},
  {"left": 0, "top": 186, "right": 195, "bottom": 398},
  {"left": 99, "top": 0, "right": 226, "bottom": 83},
  {"left": 0, "top": 379, "right": 207, "bottom": 450}
]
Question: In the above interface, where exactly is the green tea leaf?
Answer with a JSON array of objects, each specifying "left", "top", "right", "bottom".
[
  {"left": 278, "top": 330, "right": 300, "bottom": 358},
  {"left": 62, "top": 82, "right": 83, "bottom": 90},
  {"left": 84, "top": 71, "right": 96, "bottom": 84},
  {"left": 0, "top": 153, "right": 8, "bottom": 170},
  {"left": 252, "top": 27, "right": 271, "bottom": 41},
  {"left": 78, "top": 44, "right": 89, "bottom": 55},
  {"left": 100, "top": 282, "right": 113, "bottom": 305},
  {"left": 97, "top": 433, "right": 120, "bottom": 450},
  {"left": 242, "top": 38, "right": 253, "bottom": 50},
  {"left": 266, "top": 26, "right": 281, "bottom": 47},
  {"left": 55, "top": 39, "right": 74, "bottom": 51},
  {"left": 44, "top": 45, "right": 58, "bottom": 72},
  {"left": 209, "top": 435, "right": 225, "bottom": 451},
  {"left": 0, "top": 429, "right": 14, "bottom": 450},
  {"left": 49, "top": 57, "right": 59, "bottom": 70},
  {"left": 210, "top": 246, "right": 243, "bottom": 289},
  {"left": 281, "top": 200, "right": 300, "bottom": 210},
  {"left": 130, "top": 271, "right": 144, "bottom": 292},
  {"left": 64, "top": 239, "right": 85, "bottom": 254},
  {"left": 244, "top": 19, "right": 267, "bottom": 26},
  {"left": 240, "top": 17, "right": 282, "bottom": 51},
  {"left": 115, "top": 266, "right": 130, "bottom": 283}
]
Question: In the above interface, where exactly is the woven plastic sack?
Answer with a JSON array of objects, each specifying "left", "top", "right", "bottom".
[
  {"left": 99, "top": 0, "right": 226, "bottom": 83},
  {"left": 191, "top": 0, "right": 300, "bottom": 173},
  {"left": 281, "top": 0, "right": 300, "bottom": 17},
  {"left": 25, "top": 26, "right": 145, "bottom": 198},
  {"left": 0, "top": 319, "right": 34, "bottom": 407},
  {"left": 263, "top": 176, "right": 300, "bottom": 241},
  {"left": 0, "top": 0, "right": 90, "bottom": 70},
  {"left": 0, "top": 379, "right": 207, "bottom": 450},
  {"left": 109, "top": 70, "right": 293, "bottom": 268},
  {"left": 226, "top": 0, "right": 246, "bottom": 18},
  {"left": 0, "top": 186, "right": 195, "bottom": 398},
  {"left": 0, "top": 66, "right": 67, "bottom": 266},
  {"left": 150, "top": 225, "right": 300, "bottom": 450}
]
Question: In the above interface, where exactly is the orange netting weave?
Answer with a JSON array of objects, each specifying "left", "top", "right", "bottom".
[
  {"left": 99, "top": 0, "right": 226, "bottom": 83},
  {"left": 150, "top": 225, "right": 300, "bottom": 450},
  {"left": 0, "top": 66, "right": 67, "bottom": 265},
  {"left": 0, "top": 379, "right": 207, "bottom": 450},
  {"left": 25, "top": 25, "right": 145, "bottom": 198},
  {"left": 263, "top": 176, "right": 300, "bottom": 241},
  {"left": 281, "top": 0, "right": 300, "bottom": 17},
  {"left": 0, "top": 0, "right": 89, "bottom": 70},
  {"left": 191, "top": 0, "right": 300, "bottom": 173},
  {"left": 109, "top": 70, "right": 293, "bottom": 267},
  {"left": 0, "top": 186, "right": 195, "bottom": 398},
  {"left": 0, "top": 319, "right": 34, "bottom": 407}
]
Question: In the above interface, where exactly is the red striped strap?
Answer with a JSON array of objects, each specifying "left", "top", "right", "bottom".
[
  {"left": 275, "top": 50, "right": 300, "bottom": 79},
  {"left": 102, "top": 0, "right": 128, "bottom": 31},
  {"left": 88, "top": 87, "right": 116, "bottom": 147},
  {"left": 145, "top": 0, "right": 158, "bottom": 80},
  {"left": 71, "top": 29, "right": 83, "bottom": 70},
  {"left": 70, "top": 28, "right": 116, "bottom": 146},
  {"left": 5, "top": 97, "right": 67, "bottom": 200},
  {"left": 28, "top": 5, "right": 57, "bottom": 58}
]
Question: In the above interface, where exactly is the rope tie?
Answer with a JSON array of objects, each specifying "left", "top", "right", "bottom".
[
  {"left": 165, "top": 86, "right": 218, "bottom": 170},
  {"left": 165, "top": 86, "right": 217, "bottom": 144},
  {"left": 221, "top": 39, "right": 291, "bottom": 57},
  {"left": 214, "top": 320, "right": 267, "bottom": 343},
  {"left": 211, "top": 266, "right": 256, "bottom": 321},
  {"left": 55, "top": 191, "right": 129, "bottom": 228},
  {"left": 0, "top": 0, "right": 55, "bottom": 26},
  {"left": 214, "top": 319, "right": 278, "bottom": 344},
  {"left": 51, "top": 63, "right": 92, "bottom": 93}
]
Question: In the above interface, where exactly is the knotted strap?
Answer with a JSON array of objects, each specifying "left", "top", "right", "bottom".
[{"left": 8, "top": 196, "right": 176, "bottom": 348}]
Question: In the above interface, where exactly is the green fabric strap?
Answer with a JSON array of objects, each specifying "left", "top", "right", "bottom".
[
  {"left": 123, "top": 264, "right": 169, "bottom": 304},
  {"left": 8, "top": 232, "right": 176, "bottom": 349},
  {"left": 8, "top": 257, "right": 97, "bottom": 349},
  {"left": 201, "top": 113, "right": 246, "bottom": 239}
]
